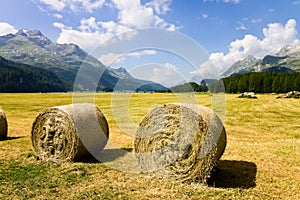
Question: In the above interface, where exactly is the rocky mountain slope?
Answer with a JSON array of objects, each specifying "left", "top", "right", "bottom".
[
  {"left": 0, "top": 29, "right": 167, "bottom": 91},
  {"left": 276, "top": 42, "right": 300, "bottom": 57},
  {"left": 222, "top": 55, "right": 261, "bottom": 77},
  {"left": 222, "top": 42, "right": 300, "bottom": 77}
]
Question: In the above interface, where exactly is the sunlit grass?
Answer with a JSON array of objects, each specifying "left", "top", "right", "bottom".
[{"left": 0, "top": 93, "right": 299, "bottom": 199}]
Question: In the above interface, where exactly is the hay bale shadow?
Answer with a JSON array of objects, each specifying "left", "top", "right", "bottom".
[
  {"left": 1, "top": 136, "right": 24, "bottom": 141},
  {"left": 98, "top": 148, "right": 132, "bottom": 162},
  {"left": 79, "top": 148, "right": 133, "bottom": 163},
  {"left": 207, "top": 160, "right": 257, "bottom": 189}
]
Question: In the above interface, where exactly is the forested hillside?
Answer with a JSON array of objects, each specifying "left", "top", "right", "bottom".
[
  {"left": 0, "top": 56, "right": 67, "bottom": 92},
  {"left": 170, "top": 82, "right": 208, "bottom": 93},
  {"left": 0, "top": 30, "right": 167, "bottom": 92},
  {"left": 209, "top": 72, "right": 300, "bottom": 93}
]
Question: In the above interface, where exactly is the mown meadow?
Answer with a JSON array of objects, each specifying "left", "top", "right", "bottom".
[{"left": 0, "top": 93, "right": 299, "bottom": 199}]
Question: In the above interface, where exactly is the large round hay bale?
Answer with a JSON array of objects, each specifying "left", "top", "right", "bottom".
[
  {"left": 0, "top": 108, "right": 8, "bottom": 141},
  {"left": 31, "top": 103, "right": 109, "bottom": 162},
  {"left": 134, "top": 103, "right": 226, "bottom": 183}
]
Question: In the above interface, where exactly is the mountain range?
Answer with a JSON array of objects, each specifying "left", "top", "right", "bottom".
[
  {"left": 0, "top": 29, "right": 167, "bottom": 92},
  {"left": 0, "top": 56, "right": 67, "bottom": 92},
  {"left": 222, "top": 42, "right": 300, "bottom": 77}
]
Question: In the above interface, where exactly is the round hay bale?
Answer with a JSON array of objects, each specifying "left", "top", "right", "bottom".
[
  {"left": 134, "top": 103, "right": 226, "bottom": 183},
  {"left": 31, "top": 103, "right": 109, "bottom": 162},
  {"left": 0, "top": 108, "right": 8, "bottom": 141}
]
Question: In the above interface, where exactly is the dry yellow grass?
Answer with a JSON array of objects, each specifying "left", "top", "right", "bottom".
[{"left": 0, "top": 93, "right": 299, "bottom": 199}]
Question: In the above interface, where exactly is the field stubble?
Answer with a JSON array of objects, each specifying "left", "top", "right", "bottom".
[{"left": 0, "top": 93, "right": 299, "bottom": 199}]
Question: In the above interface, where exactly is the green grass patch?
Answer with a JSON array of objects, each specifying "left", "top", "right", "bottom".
[{"left": 0, "top": 93, "right": 299, "bottom": 199}]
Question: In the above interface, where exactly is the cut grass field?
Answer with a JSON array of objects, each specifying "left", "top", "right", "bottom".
[{"left": 0, "top": 93, "right": 299, "bottom": 199}]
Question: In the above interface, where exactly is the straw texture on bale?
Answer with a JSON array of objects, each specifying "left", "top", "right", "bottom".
[
  {"left": 134, "top": 103, "right": 226, "bottom": 183},
  {"left": 0, "top": 108, "right": 8, "bottom": 141},
  {"left": 31, "top": 103, "right": 109, "bottom": 162}
]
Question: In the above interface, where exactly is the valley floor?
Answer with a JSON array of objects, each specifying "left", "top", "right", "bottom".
[{"left": 0, "top": 93, "right": 299, "bottom": 199}]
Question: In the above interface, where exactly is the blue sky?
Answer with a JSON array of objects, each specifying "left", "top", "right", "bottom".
[{"left": 0, "top": 0, "right": 300, "bottom": 86}]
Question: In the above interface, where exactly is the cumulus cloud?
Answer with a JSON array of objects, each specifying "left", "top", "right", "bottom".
[
  {"left": 145, "top": 0, "right": 172, "bottom": 15},
  {"left": 199, "top": 19, "right": 299, "bottom": 75},
  {"left": 79, "top": 0, "right": 105, "bottom": 12},
  {"left": 53, "top": 22, "right": 73, "bottom": 30},
  {"left": 0, "top": 22, "right": 17, "bottom": 36},
  {"left": 56, "top": 29, "right": 110, "bottom": 50},
  {"left": 37, "top": 0, "right": 105, "bottom": 12},
  {"left": 111, "top": 0, "right": 175, "bottom": 29},
  {"left": 151, "top": 63, "right": 183, "bottom": 86},
  {"left": 54, "top": 16, "right": 138, "bottom": 50},
  {"left": 40, "top": 0, "right": 175, "bottom": 29},
  {"left": 52, "top": 1, "right": 177, "bottom": 50},
  {"left": 55, "top": 27, "right": 109, "bottom": 50},
  {"left": 39, "top": 0, "right": 66, "bottom": 11},
  {"left": 79, "top": 17, "right": 99, "bottom": 32},
  {"left": 99, "top": 50, "right": 157, "bottom": 66}
]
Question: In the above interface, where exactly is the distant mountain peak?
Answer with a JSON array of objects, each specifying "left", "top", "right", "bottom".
[
  {"left": 16, "top": 29, "right": 43, "bottom": 37},
  {"left": 222, "top": 55, "right": 260, "bottom": 77},
  {"left": 244, "top": 55, "right": 257, "bottom": 60},
  {"left": 111, "top": 67, "right": 133, "bottom": 79},
  {"left": 0, "top": 29, "right": 167, "bottom": 92},
  {"left": 222, "top": 42, "right": 300, "bottom": 77},
  {"left": 15, "top": 29, "right": 52, "bottom": 46},
  {"left": 276, "top": 42, "right": 300, "bottom": 57}
]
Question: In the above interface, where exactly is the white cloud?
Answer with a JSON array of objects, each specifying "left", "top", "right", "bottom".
[
  {"left": 99, "top": 50, "right": 157, "bottom": 66},
  {"left": 152, "top": 63, "right": 183, "bottom": 86},
  {"left": 0, "top": 22, "right": 17, "bottom": 36},
  {"left": 112, "top": 0, "right": 157, "bottom": 27},
  {"left": 37, "top": 0, "right": 105, "bottom": 12},
  {"left": 79, "top": 17, "right": 99, "bottom": 32},
  {"left": 202, "top": 13, "right": 209, "bottom": 19},
  {"left": 56, "top": 29, "right": 109, "bottom": 50},
  {"left": 127, "top": 50, "right": 157, "bottom": 57},
  {"left": 54, "top": 18, "right": 135, "bottom": 50},
  {"left": 97, "top": 20, "right": 132, "bottom": 35},
  {"left": 99, "top": 53, "right": 124, "bottom": 65},
  {"left": 203, "top": 0, "right": 239, "bottom": 3},
  {"left": 236, "top": 22, "right": 247, "bottom": 30},
  {"left": 145, "top": 0, "right": 172, "bottom": 15},
  {"left": 111, "top": 0, "right": 176, "bottom": 30},
  {"left": 80, "top": 0, "right": 105, "bottom": 12},
  {"left": 268, "top": 8, "right": 274, "bottom": 12},
  {"left": 53, "top": 22, "right": 71, "bottom": 29},
  {"left": 222, "top": 0, "right": 239, "bottom": 3},
  {"left": 52, "top": 13, "right": 63, "bottom": 19},
  {"left": 167, "top": 24, "right": 178, "bottom": 31},
  {"left": 251, "top": 18, "right": 262, "bottom": 24},
  {"left": 39, "top": 0, "right": 66, "bottom": 11},
  {"left": 52, "top": 1, "right": 177, "bottom": 50},
  {"left": 198, "top": 19, "right": 299, "bottom": 74}
]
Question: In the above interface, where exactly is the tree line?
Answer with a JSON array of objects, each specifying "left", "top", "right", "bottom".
[
  {"left": 209, "top": 72, "right": 300, "bottom": 93},
  {"left": 0, "top": 57, "right": 67, "bottom": 92},
  {"left": 154, "top": 82, "right": 208, "bottom": 93}
]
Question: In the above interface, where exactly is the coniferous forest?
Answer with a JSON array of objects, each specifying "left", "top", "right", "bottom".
[
  {"left": 209, "top": 72, "right": 300, "bottom": 93},
  {"left": 0, "top": 57, "right": 67, "bottom": 92}
]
